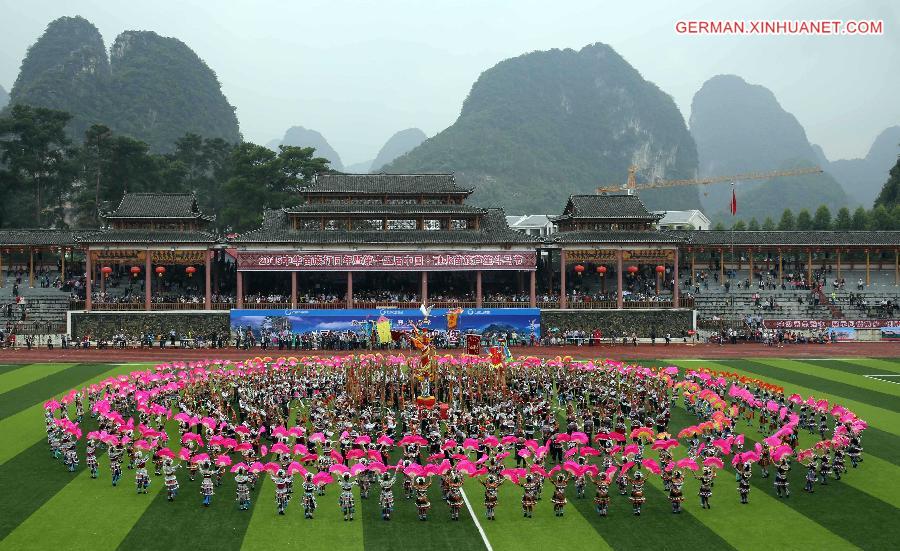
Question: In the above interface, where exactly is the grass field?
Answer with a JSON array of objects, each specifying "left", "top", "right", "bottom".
[{"left": 0, "top": 358, "right": 898, "bottom": 551}]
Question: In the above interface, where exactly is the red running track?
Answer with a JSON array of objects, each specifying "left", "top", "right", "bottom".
[{"left": 0, "top": 342, "right": 896, "bottom": 364}]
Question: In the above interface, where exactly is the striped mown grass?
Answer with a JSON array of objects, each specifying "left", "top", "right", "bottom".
[{"left": 0, "top": 358, "right": 897, "bottom": 550}]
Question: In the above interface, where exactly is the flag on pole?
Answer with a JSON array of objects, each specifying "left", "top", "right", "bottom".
[
  {"left": 376, "top": 316, "right": 392, "bottom": 344},
  {"left": 730, "top": 184, "right": 737, "bottom": 216}
]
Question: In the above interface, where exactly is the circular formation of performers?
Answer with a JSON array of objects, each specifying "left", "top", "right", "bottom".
[{"left": 44, "top": 354, "right": 867, "bottom": 521}]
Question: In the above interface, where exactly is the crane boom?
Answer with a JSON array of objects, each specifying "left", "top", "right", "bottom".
[{"left": 595, "top": 166, "right": 823, "bottom": 194}]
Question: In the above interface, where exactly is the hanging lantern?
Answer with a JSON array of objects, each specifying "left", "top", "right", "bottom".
[
  {"left": 101, "top": 266, "right": 113, "bottom": 278},
  {"left": 155, "top": 266, "right": 166, "bottom": 277},
  {"left": 627, "top": 266, "right": 638, "bottom": 275},
  {"left": 130, "top": 266, "right": 141, "bottom": 278},
  {"left": 185, "top": 266, "right": 197, "bottom": 278},
  {"left": 596, "top": 265, "right": 607, "bottom": 275},
  {"left": 656, "top": 265, "right": 665, "bottom": 274},
  {"left": 574, "top": 264, "right": 585, "bottom": 275}
]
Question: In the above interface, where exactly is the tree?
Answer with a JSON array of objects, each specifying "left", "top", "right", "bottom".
[
  {"left": 813, "top": 205, "right": 832, "bottom": 230},
  {"left": 851, "top": 206, "right": 869, "bottom": 230},
  {"left": 834, "top": 207, "right": 852, "bottom": 230},
  {"left": 796, "top": 209, "right": 813, "bottom": 230},
  {"left": 869, "top": 204, "right": 893, "bottom": 230},
  {"left": 713, "top": 221, "right": 726, "bottom": 230},
  {"left": 874, "top": 156, "right": 900, "bottom": 209},
  {"left": 0, "top": 104, "right": 74, "bottom": 227},
  {"left": 762, "top": 216, "right": 775, "bottom": 231},
  {"left": 732, "top": 220, "right": 746, "bottom": 231},
  {"left": 777, "top": 209, "right": 795, "bottom": 230},
  {"left": 747, "top": 218, "right": 760, "bottom": 231}
]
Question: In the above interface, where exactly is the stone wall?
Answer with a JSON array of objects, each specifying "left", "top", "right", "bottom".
[
  {"left": 541, "top": 309, "right": 695, "bottom": 337},
  {"left": 70, "top": 311, "right": 230, "bottom": 340}
]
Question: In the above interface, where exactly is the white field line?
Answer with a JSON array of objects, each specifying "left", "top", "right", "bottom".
[
  {"left": 863, "top": 374, "right": 900, "bottom": 385},
  {"left": 461, "top": 486, "right": 493, "bottom": 551}
]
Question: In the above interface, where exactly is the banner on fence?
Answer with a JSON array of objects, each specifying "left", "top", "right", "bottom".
[
  {"left": 763, "top": 319, "right": 900, "bottom": 330},
  {"left": 230, "top": 308, "right": 541, "bottom": 340},
  {"left": 826, "top": 327, "right": 857, "bottom": 341},
  {"left": 881, "top": 326, "right": 900, "bottom": 340}
]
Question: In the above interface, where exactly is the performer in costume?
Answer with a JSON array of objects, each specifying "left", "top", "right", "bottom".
[
  {"left": 109, "top": 443, "right": 124, "bottom": 487},
  {"left": 803, "top": 461, "right": 817, "bottom": 493},
  {"left": 379, "top": 472, "right": 396, "bottom": 521},
  {"left": 832, "top": 447, "right": 845, "bottom": 481},
  {"left": 200, "top": 460, "right": 215, "bottom": 507},
  {"left": 626, "top": 469, "right": 646, "bottom": 516},
  {"left": 519, "top": 474, "right": 539, "bottom": 518},
  {"left": 551, "top": 472, "right": 570, "bottom": 517},
  {"left": 338, "top": 472, "right": 357, "bottom": 521},
  {"left": 134, "top": 452, "right": 151, "bottom": 494},
  {"left": 235, "top": 466, "right": 251, "bottom": 510},
  {"left": 163, "top": 457, "right": 180, "bottom": 501},
  {"left": 301, "top": 473, "right": 317, "bottom": 519},
  {"left": 272, "top": 469, "right": 290, "bottom": 515},
  {"left": 445, "top": 470, "right": 465, "bottom": 521},
  {"left": 774, "top": 458, "right": 790, "bottom": 498},
  {"left": 695, "top": 467, "right": 714, "bottom": 509},
  {"left": 738, "top": 462, "right": 752, "bottom": 504},
  {"left": 668, "top": 469, "right": 685, "bottom": 513},
  {"left": 480, "top": 474, "right": 502, "bottom": 521},
  {"left": 587, "top": 472, "right": 611, "bottom": 516},
  {"left": 412, "top": 475, "right": 433, "bottom": 521},
  {"left": 86, "top": 439, "right": 98, "bottom": 479},
  {"left": 817, "top": 453, "right": 831, "bottom": 485}
]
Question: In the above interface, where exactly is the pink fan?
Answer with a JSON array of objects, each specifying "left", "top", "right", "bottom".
[
  {"left": 215, "top": 454, "right": 232, "bottom": 467},
  {"left": 555, "top": 433, "right": 571, "bottom": 443},
  {"left": 191, "top": 453, "right": 211, "bottom": 464},
  {"left": 530, "top": 464, "right": 549, "bottom": 478},
  {"left": 309, "top": 432, "right": 327, "bottom": 444},
  {"left": 312, "top": 472, "right": 332, "bottom": 486},
  {"left": 330, "top": 449, "right": 344, "bottom": 464},
  {"left": 703, "top": 457, "right": 724, "bottom": 469},
  {"left": 329, "top": 463, "right": 350, "bottom": 475},
  {"left": 271, "top": 443, "right": 290, "bottom": 455},
  {"left": 501, "top": 435, "right": 518, "bottom": 445},
  {"left": 524, "top": 439, "right": 539, "bottom": 450},
  {"left": 676, "top": 457, "right": 699, "bottom": 471},
  {"left": 350, "top": 463, "right": 368, "bottom": 476},
  {"left": 462, "top": 438, "right": 479, "bottom": 450},
  {"left": 354, "top": 435, "right": 371, "bottom": 445},
  {"left": 564, "top": 448, "right": 577, "bottom": 458},
  {"left": 377, "top": 435, "right": 394, "bottom": 447},
  {"left": 772, "top": 445, "right": 793, "bottom": 462},
  {"left": 642, "top": 458, "right": 661, "bottom": 475},
  {"left": 234, "top": 425, "right": 251, "bottom": 435},
  {"left": 580, "top": 447, "right": 600, "bottom": 457},
  {"left": 571, "top": 432, "right": 589, "bottom": 445},
  {"left": 483, "top": 436, "right": 500, "bottom": 448},
  {"left": 230, "top": 462, "right": 249, "bottom": 473},
  {"left": 367, "top": 449, "right": 383, "bottom": 462},
  {"left": 763, "top": 435, "right": 782, "bottom": 448},
  {"left": 441, "top": 439, "right": 458, "bottom": 451},
  {"left": 293, "top": 444, "right": 309, "bottom": 456},
  {"left": 346, "top": 449, "right": 365, "bottom": 460},
  {"left": 178, "top": 447, "right": 191, "bottom": 461},
  {"left": 622, "top": 444, "right": 639, "bottom": 456}
]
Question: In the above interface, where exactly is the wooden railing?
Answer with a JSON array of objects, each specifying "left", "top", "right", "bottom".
[{"left": 73, "top": 297, "right": 697, "bottom": 312}]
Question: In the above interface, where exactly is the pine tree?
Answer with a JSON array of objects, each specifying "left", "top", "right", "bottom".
[{"left": 777, "top": 209, "right": 795, "bottom": 230}]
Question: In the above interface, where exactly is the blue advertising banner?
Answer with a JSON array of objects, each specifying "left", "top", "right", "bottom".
[
  {"left": 881, "top": 326, "right": 900, "bottom": 340},
  {"left": 826, "top": 327, "right": 857, "bottom": 342},
  {"left": 230, "top": 308, "right": 541, "bottom": 340}
]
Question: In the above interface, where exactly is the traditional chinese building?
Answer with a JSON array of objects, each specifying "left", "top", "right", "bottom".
[
  {"left": 76, "top": 192, "right": 221, "bottom": 310},
  {"left": 541, "top": 194, "right": 685, "bottom": 308},
  {"left": 232, "top": 173, "right": 539, "bottom": 307}
]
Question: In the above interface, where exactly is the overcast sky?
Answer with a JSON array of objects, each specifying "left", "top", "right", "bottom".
[{"left": 1, "top": 0, "right": 897, "bottom": 164}]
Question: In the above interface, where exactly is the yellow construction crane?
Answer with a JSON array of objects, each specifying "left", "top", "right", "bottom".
[{"left": 595, "top": 165, "right": 823, "bottom": 194}]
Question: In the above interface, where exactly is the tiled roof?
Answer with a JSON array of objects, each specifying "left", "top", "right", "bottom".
[
  {"left": 285, "top": 204, "right": 485, "bottom": 216},
  {"left": 558, "top": 194, "right": 660, "bottom": 219},
  {"left": 234, "top": 209, "right": 537, "bottom": 245},
  {"left": 550, "top": 230, "right": 684, "bottom": 245},
  {"left": 300, "top": 173, "right": 471, "bottom": 195},
  {"left": 676, "top": 230, "right": 900, "bottom": 247},
  {"left": 0, "top": 229, "right": 99, "bottom": 247},
  {"left": 104, "top": 192, "right": 213, "bottom": 220},
  {"left": 76, "top": 229, "right": 219, "bottom": 244}
]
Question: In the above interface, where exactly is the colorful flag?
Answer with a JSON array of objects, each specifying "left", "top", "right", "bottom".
[
  {"left": 376, "top": 316, "right": 392, "bottom": 344},
  {"left": 730, "top": 185, "right": 737, "bottom": 216}
]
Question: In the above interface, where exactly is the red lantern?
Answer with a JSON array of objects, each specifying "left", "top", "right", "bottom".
[
  {"left": 101, "top": 266, "right": 113, "bottom": 278},
  {"left": 574, "top": 264, "right": 585, "bottom": 275},
  {"left": 656, "top": 265, "right": 665, "bottom": 273},
  {"left": 596, "top": 265, "right": 607, "bottom": 275},
  {"left": 185, "top": 266, "right": 197, "bottom": 278},
  {"left": 130, "top": 266, "right": 141, "bottom": 277},
  {"left": 155, "top": 266, "right": 166, "bottom": 277},
  {"left": 627, "top": 266, "right": 638, "bottom": 274}
]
